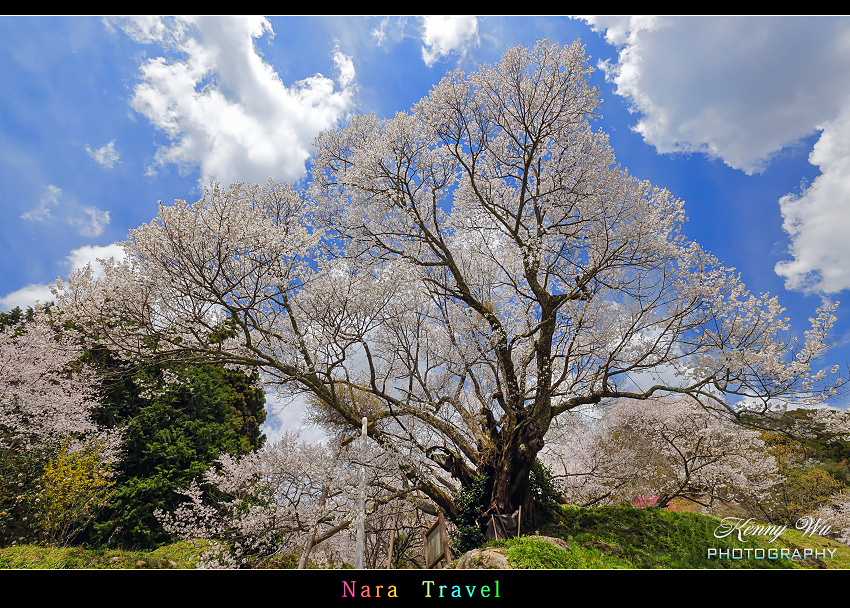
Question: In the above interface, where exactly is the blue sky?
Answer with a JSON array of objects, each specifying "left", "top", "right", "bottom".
[{"left": 3, "top": 16, "right": 850, "bottom": 437}]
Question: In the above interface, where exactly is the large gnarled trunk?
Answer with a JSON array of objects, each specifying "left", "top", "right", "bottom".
[{"left": 487, "top": 425, "right": 544, "bottom": 523}]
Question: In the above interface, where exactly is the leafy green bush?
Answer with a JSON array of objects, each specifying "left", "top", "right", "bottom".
[
  {"left": 529, "top": 459, "right": 562, "bottom": 524},
  {"left": 83, "top": 363, "right": 266, "bottom": 549},
  {"left": 451, "top": 474, "right": 488, "bottom": 553}
]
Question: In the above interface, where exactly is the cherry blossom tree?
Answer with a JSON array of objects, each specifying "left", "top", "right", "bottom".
[
  {"left": 810, "top": 490, "right": 850, "bottom": 546},
  {"left": 0, "top": 312, "right": 99, "bottom": 449},
  {"left": 541, "top": 397, "right": 781, "bottom": 510},
  {"left": 0, "top": 311, "right": 116, "bottom": 545},
  {"left": 55, "top": 40, "right": 844, "bottom": 530},
  {"left": 785, "top": 407, "right": 850, "bottom": 441},
  {"left": 156, "top": 431, "right": 426, "bottom": 568},
  {"left": 155, "top": 432, "right": 353, "bottom": 567}
]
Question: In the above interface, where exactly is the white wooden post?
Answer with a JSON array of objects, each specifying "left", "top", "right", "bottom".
[{"left": 355, "top": 416, "right": 367, "bottom": 569}]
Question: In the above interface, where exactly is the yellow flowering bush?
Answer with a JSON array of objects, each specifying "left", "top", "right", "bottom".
[{"left": 38, "top": 442, "right": 114, "bottom": 546}]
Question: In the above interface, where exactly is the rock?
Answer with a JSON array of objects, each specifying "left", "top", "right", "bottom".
[
  {"left": 526, "top": 535, "right": 572, "bottom": 552},
  {"left": 456, "top": 536, "right": 573, "bottom": 569},
  {"left": 456, "top": 547, "right": 511, "bottom": 569}
]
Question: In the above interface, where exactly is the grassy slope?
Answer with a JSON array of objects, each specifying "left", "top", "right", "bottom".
[
  {"left": 491, "top": 505, "right": 850, "bottom": 569},
  {"left": 1, "top": 506, "right": 848, "bottom": 568},
  {"left": 0, "top": 540, "right": 212, "bottom": 569}
]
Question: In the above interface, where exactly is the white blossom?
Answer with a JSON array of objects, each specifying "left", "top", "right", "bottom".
[
  {"left": 810, "top": 490, "right": 850, "bottom": 546},
  {"left": 542, "top": 397, "right": 781, "bottom": 509},
  {"left": 0, "top": 312, "right": 100, "bottom": 450}
]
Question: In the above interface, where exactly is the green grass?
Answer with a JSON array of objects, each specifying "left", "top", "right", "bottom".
[
  {"left": 489, "top": 505, "right": 850, "bottom": 569},
  {"left": 487, "top": 534, "right": 633, "bottom": 569},
  {"left": 0, "top": 539, "right": 211, "bottom": 569},
  {"left": 0, "top": 541, "right": 346, "bottom": 569}
]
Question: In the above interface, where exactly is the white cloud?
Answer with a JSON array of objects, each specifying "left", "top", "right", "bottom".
[
  {"left": 262, "top": 391, "right": 328, "bottom": 446},
  {"left": 584, "top": 16, "right": 850, "bottom": 174},
  {"left": 111, "top": 14, "right": 176, "bottom": 44},
  {"left": 120, "top": 16, "right": 357, "bottom": 186},
  {"left": 20, "top": 185, "right": 111, "bottom": 237},
  {"left": 582, "top": 16, "right": 850, "bottom": 294},
  {"left": 69, "top": 207, "right": 111, "bottom": 238},
  {"left": 0, "top": 283, "right": 55, "bottom": 312},
  {"left": 333, "top": 44, "right": 356, "bottom": 89},
  {"left": 371, "top": 17, "right": 389, "bottom": 46},
  {"left": 0, "top": 244, "right": 126, "bottom": 313},
  {"left": 65, "top": 243, "right": 126, "bottom": 276},
  {"left": 775, "top": 106, "right": 850, "bottom": 294},
  {"left": 371, "top": 17, "right": 401, "bottom": 48},
  {"left": 85, "top": 140, "right": 120, "bottom": 168},
  {"left": 420, "top": 16, "right": 479, "bottom": 67},
  {"left": 20, "top": 184, "right": 61, "bottom": 223}
]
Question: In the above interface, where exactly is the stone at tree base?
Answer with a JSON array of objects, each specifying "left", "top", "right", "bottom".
[
  {"left": 456, "top": 547, "right": 511, "bottom": 569},
  {"left": 455, "top": 535, "right": 571, "bottom": 569}
]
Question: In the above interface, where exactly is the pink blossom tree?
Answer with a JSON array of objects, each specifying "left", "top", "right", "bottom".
[
  {"left": 541, "top": 397, "right": 781, "bottom": 510},
  {"left": 0, "top": 312, "right": 100, "bottom": 449},
  {"left": 810, "top": 489, "right": 850, "bottom": 546},
  {"left": 55, "top": 41, "right": 844, "bottom": 529},
  {"left": 156, "top": 431, "right": 427, "bottom": 568},
  {"left": 0, "top": 311, "right": 116, "bottom": 544}
]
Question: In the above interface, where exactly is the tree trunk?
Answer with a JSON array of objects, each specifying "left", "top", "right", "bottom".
[
  {"left": 479, "top": 298, "right": 558, "bottom": 532},
  {"left": 482, "top": 421, "right": 547, "bottom": 533}
]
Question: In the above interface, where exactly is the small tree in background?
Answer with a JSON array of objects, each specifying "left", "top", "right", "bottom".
[
  {"left": 542, "top": 397, "right": 781, "bottom": 511},
  {"left": 0, "top": 309, "right": 113, "bottom": 546},
  {"left": 810, "top": 489, "right": 850, "bottom": 546},
  {"left": 752, "top": 430, "right": 847, "bottom": 524}
]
